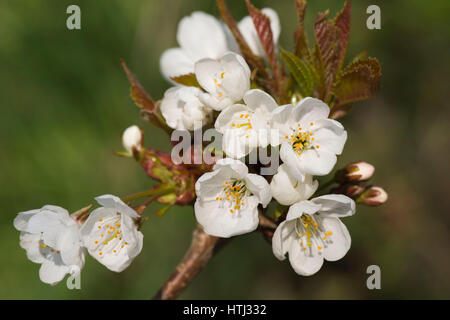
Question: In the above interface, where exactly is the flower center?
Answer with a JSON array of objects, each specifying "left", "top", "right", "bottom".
[
  {"left": 213, "top": 72, "right": 226, "bottom": 99},
  {"left": 215, "top": 179, "right": 250, "bottom": 214},
  {"left": 285, "top": 122, "right": 319, "bottom": 155},
  {"left": 39, "top": 240, "right": 61, "bottom": 258},
  {"left": 295, "top": 214, "right": 333, "bottom": 254},
  {"left": 93, "top": 214, "right": 128, "bottom": 257},
  {"left": 231, "top": 112, "right": 253, "bottom": 138}
]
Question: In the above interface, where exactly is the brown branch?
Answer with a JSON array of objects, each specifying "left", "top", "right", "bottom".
[
  {"left": 152, "top": 213, "right": 278, "bottom": 300},
  {"left": 152, "top": 224, "right": 225, "bottom": 300}
]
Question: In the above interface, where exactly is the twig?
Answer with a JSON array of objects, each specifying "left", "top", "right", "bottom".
[
  {"left": 152, "top": 211, "right": 278, "bottom": 300},
  {"left": 152, "top": 224, "right": 226, "bottom": 300}
]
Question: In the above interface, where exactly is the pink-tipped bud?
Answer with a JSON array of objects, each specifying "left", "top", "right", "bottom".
[
  {"left": 331, "top": 183, "right": 366, "bottom": 198},
  {"left": 358, "top": 185, "right": 388, "bottom": 206},
  {"left": 122, "top": 125, "right": 143, "bottom": 154},
  {"left": 336, "top": 161, "right": 375, "bottom": 182}
]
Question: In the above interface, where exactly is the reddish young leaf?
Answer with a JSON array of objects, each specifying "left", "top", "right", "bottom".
[
  {"left": 313, "top": 11, "right": 340, "bottom": 102},
  {"left": 245, "top": 0, "right": 283, "bottom": 99},
  {"left": 333, "top": 0, "right": 352, "bottom": 71},
  {"left": 121, "top": 59, "right": 170, "bottom": 133},
  {"left": 331, "top": 58, "right": 382, "bottom": 118},
  {"left": 294, "top": 0, "right": 310, "bottom": 59},
  {"left": 216, "top": 0, "right": 266, "bottom": 78}
]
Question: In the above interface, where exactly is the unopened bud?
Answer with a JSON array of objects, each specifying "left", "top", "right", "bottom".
[
  {"left": 331, "top": 183, "right": 365, "bottom": 198},
  {"left": 122, "top": 125, "right": 143, "bottom": 154},
  {"left": 336, "top": 161, "right": 375, "bottom": 182},
  {"left": 358, "top": 185, "right": 388, "bottom": 206}
]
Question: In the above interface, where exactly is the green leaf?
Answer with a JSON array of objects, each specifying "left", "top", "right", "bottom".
[
  {"left": 280, "top": 48, "right": 316, "bottom": 97},
  {"left": 171, "top": 73, "right": 201, "bottom": 88},
  {"left": 331, "top": 58, "right": 382, "bottom": 118}
]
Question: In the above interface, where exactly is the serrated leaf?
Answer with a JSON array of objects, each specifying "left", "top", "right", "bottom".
[
  {"left": 121, "top": 59, "right": 155, "bottom": 111},
  {"left": 294, "top": 0, "right": 310, "bottom": 59},
  {"left": 245, "top": 0, "right": 280, "bottom": 87},
  {"left": 333, "top": 0, "right": 351, "bottom": 71},
  {"left": 121, "top": 60, "right": 170, "bottom": 133},
  {"left": 216, "top": 0, "right": 267, "bottom": 79},
  {"left": 280, "top": 48, "right": 316, "bottom": 97},
  {"left": 314, "top": 11, "right": 341, "bottom": 102},
  {"left": 171, "top": 73, "right": 201, "bottom": 88},
  {"left": 331, "top": 58, "right": 382, "bottom": 118}
]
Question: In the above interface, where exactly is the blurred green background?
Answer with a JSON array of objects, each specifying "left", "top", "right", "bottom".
[{"left": 1, "top": 0, "right": 449, "bottom": 299}]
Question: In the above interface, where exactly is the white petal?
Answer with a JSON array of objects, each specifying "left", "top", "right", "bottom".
[
  {"left": 243, "top": 89, "right": 278, "bottom": 113},
  {"left": 270, "top": 164, "right": 318, "bottom": 205},
  {"left": 293, "top": 97, "right": 330, "bottom": 126},
  {"left": 195, "top": 58, "right": 222, "bottom": 94},
  {"left": 95, "top": 194, "right": 139, "bottom": 219},
  {"left": 198, "top": 92, "right": 233, "bottom": 111},
  {"left": 222, "top": 129, "right": 251, "bottom": 159},
  {"left": 214, "top": 104, "right": 249, "bottom": 133},
  {"left": 271, "top": 104, "right": 295, "bottom": 140},
  {"left": 288, "top": 238, "right": 324, "bottom": 276},
  {"left": 297, "top": 148, "right": 337, "bottom": 176},
  {"left": 213, "top": 158, "right": 248, "bottom": 178},
  {"left": 311, "top": 194, "right": 356, "bottom": 218},
  {"left": 39, "top": 260, "right": 70, "bottom": 285},
  {"left": 220, "top": 52, "right": 251, "bottom": 101},
  {"left": 279, "top": 143, "right": 306, "bottom": 182},
  {"left": 320, "top": 217, "right": 351, "bottom": 261},
  {"left": 177, "top": 12, "right": 228, "bottom": 62},
  {"left": 194, "top": 196, "right": 259, "bottom": 238},
  {"left": 159, "top": 48, "right": 194, "bottom": 80},
  {"left": 244, "top": 173, "right": 272, "bottom": 207},
  {"left": 286, "top": 200, "right": 321, "bottom": 221},
  {"left": 312, "top": 118, "right": 347, "bottom": 155},
  {"left": 19, "top": 232, "right": 45, "bottom": 264},
  {"left": 26, "top": 212, "right": 66, "bottom": 249},
  {"left": 195, "top": 170, "right": 227, "bottom": 200},
  {"left": 57, "top": 226, "right": 83, "bottom": 267},
  {"left": 160, "top": 86, "right": 209, "bottom": 130},
  {"left": 272, "top": 220, "right": 295, "bottom": 261},
  {"left": 13, "top": 209, "right": 40, "bottom": 231}
]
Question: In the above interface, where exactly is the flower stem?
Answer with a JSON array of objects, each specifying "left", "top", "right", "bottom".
[
  {"left": 122, "top": 185, "right": 175, "bottom": 203},
  {"left": 317, "top": 178, "right": 336, "bottom": 193}
]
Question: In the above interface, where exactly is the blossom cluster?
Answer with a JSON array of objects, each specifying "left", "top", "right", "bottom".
[
  {"left": 14, "top": 1, "right": 387, "bottom": 287},
  {"left": 14, "top": 195, "right": 143, "bottom": 284},
  {"left": 158, "top": 10, "right": 353, "bottom": 275}
]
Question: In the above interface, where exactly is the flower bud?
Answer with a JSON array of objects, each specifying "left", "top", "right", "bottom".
[
  {"left": 358, "top": 185, "right": 388, "bottom": 206},
  {"left": 331, "top": 183, "right": 365, "bottom": 198},
  {"left": 336, "top": 161, "right": 375, "bottom": 182},
  {"left": 122, "top": 125, "right": 143, "bottom": 154}
]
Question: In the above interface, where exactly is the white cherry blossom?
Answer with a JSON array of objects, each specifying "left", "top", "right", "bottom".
[
  {"left": 272, "top": 194, "right": 355, "bottom": 276},
  {"left": 80, "top": 195, "right": 143, "bottom": 272},
  {"left": 272, "top": 97, "right": 347, "bottom": 182},
  {"left": 160, "top": 12, "right": 229, "bottom": 80},
  {"left": 195, "top": 52, "right": 251, "bottom": 111},
  {"left": 215, "top": 89, "right": 279, "bottom": 159},
  {"left": 270, "top": 164, "right": 318, "bottom": 206},
  {"left": 13, "top": 205, "right": 85, "bottom": 285},
  {"left": 160, "top": 86, "right": 212, "bottom": 130},
  {"left": 160, "top": 9, "right": 281, "bottom": 80},
  {"left": 194, "top": 158, "right": 271, "bottom": 238}
]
